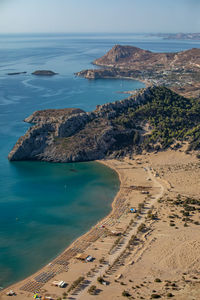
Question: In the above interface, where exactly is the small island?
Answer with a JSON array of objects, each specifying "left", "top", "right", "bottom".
[
  {"left": 7, "top": 71, "right": 27, "bottom": 75},
  {"left": 32, "top": 70, "right": 58, "bottom": 76}
]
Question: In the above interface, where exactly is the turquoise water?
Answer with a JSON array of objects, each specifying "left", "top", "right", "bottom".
[
  {"left": 0, "top": 161, "right": 119, "bottom": 288},
  {"left": 0, "top": 33, "right": 199, "bottom": 289}
]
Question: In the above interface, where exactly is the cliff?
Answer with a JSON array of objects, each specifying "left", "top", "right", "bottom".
[{"left": 8, "top": 87, "right": 200, "bottom": 162}]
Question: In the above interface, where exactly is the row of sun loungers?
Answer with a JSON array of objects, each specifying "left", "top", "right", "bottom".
[
  {"left": 20, "top": 281, "right": 44, "bottom": 293},
  {"left": 34, "top": 271, "right": 56, "bottom": 283},
  {"left": 20, "top": 196, "right": 128, "bottom": 292}
]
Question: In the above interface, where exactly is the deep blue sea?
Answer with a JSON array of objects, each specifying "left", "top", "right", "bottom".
[{"left": 0, "top": 33, "right": 200, "bottom": 289}]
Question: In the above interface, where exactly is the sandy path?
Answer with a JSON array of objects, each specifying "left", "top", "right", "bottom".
[
  {"left": 75, "top": 167, "right": 164, "bottom": 299},
  {"left": 2, "top": 150, "right": 199, "bottom": 300}
]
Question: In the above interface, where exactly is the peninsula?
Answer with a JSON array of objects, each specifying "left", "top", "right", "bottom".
[
  {"left": 76, "top": 45, "right": 200, "bottom": 98},
  {"left": 8, "top": 86, "right": 200, "bottom": 162}
]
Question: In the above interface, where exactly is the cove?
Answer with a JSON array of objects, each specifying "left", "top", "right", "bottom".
[{"left": 0, "top": 160, "right": 120, "bottom": 288}]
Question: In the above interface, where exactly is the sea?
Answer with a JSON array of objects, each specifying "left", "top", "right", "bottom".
[{"left": 0, "top": 33, "right": 200, "bottom": 289}]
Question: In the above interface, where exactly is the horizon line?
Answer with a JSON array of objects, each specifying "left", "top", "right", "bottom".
[{"left": 0, "top": 31, "right": 199, "bottom": 35}]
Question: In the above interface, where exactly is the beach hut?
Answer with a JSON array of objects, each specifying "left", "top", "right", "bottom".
[
  {"left": 76, "top": 253, "right": 89, "bottom": 261},
  {"left": 52, "top": 280, "right": 66, "bottom": 288}
]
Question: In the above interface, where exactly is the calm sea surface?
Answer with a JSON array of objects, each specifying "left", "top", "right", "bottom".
[{"left": 0, "top": 33, "right": 199, "bottom": 288}]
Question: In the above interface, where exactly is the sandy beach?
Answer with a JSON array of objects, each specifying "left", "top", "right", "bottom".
[{"left": 1, "top": 148, "right": 200, "bottom": 300}]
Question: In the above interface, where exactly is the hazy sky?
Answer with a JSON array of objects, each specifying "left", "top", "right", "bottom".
[{"left": 0, "top": 0, "right": 199, "bottom": 34}]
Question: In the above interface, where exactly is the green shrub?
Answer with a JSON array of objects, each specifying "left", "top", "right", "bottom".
[
  {"left": 122, "top": 290, "right": 131, "bottom": 297},
  {"left": 151, "top": 294, "right": 161, "bottom": 298},
  {"left": 67, "top": 276, "right": 84, "bottom": 293},
  {"left": 167, "top": 293, "right": 174, "bottom": 298},
  {"left": 137, "top": 223, "right": 146, "bottom": 233},
  {"left": 88, "top": 285, "right": 96, "bottom": 295},
  {"left": 97, "top": 276, "right": 104, "bottom": 284},
  {"left": 154, "top": 278, "right": 162, "bottom": 283}
]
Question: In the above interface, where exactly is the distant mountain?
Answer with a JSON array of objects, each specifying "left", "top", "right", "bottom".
[{"left": 92, "top": 45, "right": 200, "bottom": 71}]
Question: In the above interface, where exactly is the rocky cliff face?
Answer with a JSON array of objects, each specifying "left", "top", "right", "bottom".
[
  {"left": 25, "top": 108, "right": 85, "bottom": 124},
  {"left": 8, "top": 87, "right": 151, "bottom": 162},
  {"left": 76, "top": 68, "right": 141, "bottom": 80},
  {"left": 8, "top": 86, "right": 200, "bottom": 162}
]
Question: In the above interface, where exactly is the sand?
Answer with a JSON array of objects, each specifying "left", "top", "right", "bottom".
[{"left": 1, "top": 148, "right": 200, "bottom": 300}]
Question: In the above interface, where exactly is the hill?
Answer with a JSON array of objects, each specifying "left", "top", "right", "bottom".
[
  {"left": 8, "top": 86, "right": 200, "bottom": 162},
  {"left": 76, "top": 45, "right": 200, "bottom": 98}
]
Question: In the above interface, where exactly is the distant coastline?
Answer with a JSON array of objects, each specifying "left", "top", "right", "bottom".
[{"left": 148, "top": 32, "right": 200, "bottom": 40}]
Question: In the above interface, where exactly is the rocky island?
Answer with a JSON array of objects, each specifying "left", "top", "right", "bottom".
[
  {"left": 76, "top": 45, "right": 200, "bottom": 98},
  {"left": 8, "top": 86, "right": 200, "bottom": 162},
  {"left": 7, "top": 71, "right": 27, "bottom": 75},
  {"left": 32, "top": 70, "right": 58, "bottom": 76}
]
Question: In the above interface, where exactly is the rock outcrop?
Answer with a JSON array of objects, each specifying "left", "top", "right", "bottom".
[
  {"left": 8, "top": 87, "right": 151, "bottom": 162},
  {"left": 7, "top": 72, "right": 27, "bottom": 76},
  {"left": 76, "top": 68, "right": 141, "bottom": 80},
  {"left": 32, "top": 70, "right": 58, "bottom": 76},
  {"left": 8, "top": 86, "right": 200, "bottom": 162}
]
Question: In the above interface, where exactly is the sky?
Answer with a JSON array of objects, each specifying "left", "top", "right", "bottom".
[{"left": 0, "top": 0, "right": 199, "bottom": 34}]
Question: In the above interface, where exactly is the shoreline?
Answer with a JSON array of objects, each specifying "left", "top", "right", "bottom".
[
  {"left": 1, "top": 151, "right": 200, "bottom": 299},
  {"left": 0, "top": 159, "right": 123, "bottom": 295}
]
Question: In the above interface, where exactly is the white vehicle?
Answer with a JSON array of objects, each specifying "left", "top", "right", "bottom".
[{"left": 52, "top": 280, "right": 66, "bottom": 288}]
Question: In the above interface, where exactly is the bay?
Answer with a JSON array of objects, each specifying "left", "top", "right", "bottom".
[{"left": 0, "top": 33, "right": 199, "bottom": 289}]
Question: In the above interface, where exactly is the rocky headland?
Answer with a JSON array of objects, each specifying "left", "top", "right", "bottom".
[
  {"left": 76, "top": 45, "right": 200, "bottom": 98},
  {"left": 8, "top": 86, "right": 200, "bottom": 162}
]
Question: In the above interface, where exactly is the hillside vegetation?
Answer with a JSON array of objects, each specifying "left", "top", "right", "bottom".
[
  {"left": 114, "top": 86, "right": 200, "bottom": 152},
  {"left": 8, "top": 86, "right": 200, "bottom": 162}
]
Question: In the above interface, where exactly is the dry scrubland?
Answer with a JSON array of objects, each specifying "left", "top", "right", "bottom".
[{"left": 1, "top": 147, "right": 200, "bottom": 300}]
